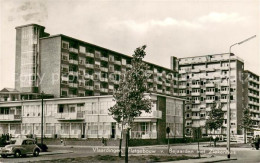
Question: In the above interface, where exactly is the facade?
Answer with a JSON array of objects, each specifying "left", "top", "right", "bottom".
[
  {"left": 177, "top": 53, "right": 245, "bottom": 136},
  {"left": 243, "top": 70, "right": 260, "bottom": 128},
  {"left": 0, "top": 94, "right": 184, "bottom": 140},
  {"left": 15, "top": 24, "right": 179, "bottom": 98}
]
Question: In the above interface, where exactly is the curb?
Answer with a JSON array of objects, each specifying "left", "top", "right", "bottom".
[{"left": 40, "top": 150, "right": 74, "bottom": 156}]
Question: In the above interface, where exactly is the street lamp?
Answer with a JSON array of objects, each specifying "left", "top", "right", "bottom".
[{"left": 227, "top": 35, "right": 256, "bottom": 159}]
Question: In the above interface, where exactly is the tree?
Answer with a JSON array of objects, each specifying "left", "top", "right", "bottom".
[
  {"left": 109, "top": 45, "right": 152, "bottom": 163},
  {"left": 205, "top": 102, "right": 224, "bottom": 147},
  {"left": 240, "top": 107, "right": 254, "bottom": 144}
]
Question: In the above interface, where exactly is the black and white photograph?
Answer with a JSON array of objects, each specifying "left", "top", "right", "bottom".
[{"left": 0, "top": 0, "right": 259, "bottom": 162}]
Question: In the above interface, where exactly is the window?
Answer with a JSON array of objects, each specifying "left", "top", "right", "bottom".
[{"left": 62, "top": 41, "right": 69, "bottom": 49}]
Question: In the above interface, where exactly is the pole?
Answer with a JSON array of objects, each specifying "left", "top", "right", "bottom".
[
  {"left": 197, "top": 128, "right": 200, "bottom": 158},
  {"left": 41, "top": 91, "right": 44, "bottom": 146},
  {"left": 227, "top": 35, "right": 256, "bottom": 159},
  {"left": 125, "top": 128, "right": 129, "bottom": 163},
  {"left": 168, "top": 133, "right": 170, "bottom": 154}
]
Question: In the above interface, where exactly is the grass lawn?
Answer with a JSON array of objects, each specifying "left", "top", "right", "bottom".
[{"left": 31, "top": 155, "right": 200, "bottom": 162}]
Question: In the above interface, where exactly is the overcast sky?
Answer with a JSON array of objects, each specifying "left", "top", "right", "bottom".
[{"left": 0, "top": 0, "right": 259, "bottom": 89}]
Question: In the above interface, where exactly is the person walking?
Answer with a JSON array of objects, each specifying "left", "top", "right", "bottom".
[{"left": 255, "top": 135, "right": 259, "bottom": 150}]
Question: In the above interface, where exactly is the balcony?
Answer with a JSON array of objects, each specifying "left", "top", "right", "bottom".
[
  {"left": 179, "top": 69, "right": 186, "bottom": 74},
  {"left": 69, "top": 60, "right": 79, "bottom": 65},
  {"left": 165, "top": 83, "right": 171, "bottom": 87},
  {"left": 69, "top": 71, "right": 78, "bottom": 76},
  {"left": 86, "top": 86, "right": 94, "bottom": 90},
  {"left": 179, "top": 85, "right": 186, "bottom": 89},
  {"left": 193, "top": 100, "right": 200, "bottom": 104},
  {"left": 157, "top": 89, "right": 163, "bottom": 93},
  {"left": 179, "top": 77, "right": 187, "bottom": 81},
  {"left": 147, "top": 79, "right": 153, "bottom": 83},
  {"left": 220, "top": 90, "right": 228, "bottom": 94},
  {"left": 146, "top": 70, "right": 153, "bottom": 74},
  {"left": 220, "top": 82, "right": 228, "bottom": 86},
  {"left": 100, "top": 78, "right": 108, "bottom": 82},
  {"left": 55, "top": 112, "right": 84, "bottom": 120},
  {"left": 205, "top": 83, "right": 215, "bottom": 87},
  {"left": 179, "top": 93, "right": 187, "bottom": 96},
  {"left": 126, "top": 64, "right": 132, "bottom": 68},
  {"left": 114, "top": 70, "right": 121, "bottom": 74},
  {"left": 86, "top": 64, "right": 94, "bottom": 68},
  {"left": 138, "top": 110, "right": 162, "bottom": 119},
  {"left": 205, "top": 92, "right": 215, "bottom": 95},
  {"left": 191, "top": 108, "right": 200, "bottom": 112},
  {"left": 100, "top": 67, "right": 108, "bottom": 72},
  {"left": 86, "top": 52, "right": 94, "bottom": 58},
  {"left": 114, "top": 60, "right": 121, "bottom": 65},
  {"left": 191, "top": 92, "right": 200, "bottom": 96},
  {"left": 205, "top": 99, "right": 214, "bottom": 103},
  {"left": 61, "top": 76, "right": 69, "bottom": 81},
  {"left": 192, "top": 116, "right": 200, "bottom": 120},
  {"left": 69, "top": 48, "right": 79, "bottom": 53},
  {"left": 157, "top": 73, "right": 162, "bottom": 77},
  {"left": 78, "top": 82, "right": 85, "bottom": 88},
  {"left": 69, "top": 83, "right": 78, "bottom": 88},
  {"left": 206, "top": 107, "right": 211, "bottom": 112},
  {"left": 191, "top": 69, "right": 200, "bottom": 73},
  {"left": 101, "top": 57, "right": 108, "bottom": 61},
  {"left": 221, "top": 99, "right": 228, "bottom": 103},
  {"left": 220, "top": 67, "right": 229, "bottom": 70},
  {"left": 192, "top": 123, "right": 200, "bottom": 128},
  {"left": 206, "top": 67, "right": 215, "bottom": 72},
  {"left": 100, "top": 88, "right": 108, "bottom": 93},
  {"left": 0, "top": 114, "right": 21, "bottom": 121},
  {"left": 191, "top": 84, "right": 200, "bottom": 88},
  {"left": 165, "top": 91, "right": 171, "bottom": 95},
  {"left": 131, "top": 131, "right": 157, "bottom": 139}
]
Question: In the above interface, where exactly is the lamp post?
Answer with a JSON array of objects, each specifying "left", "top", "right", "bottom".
[
  {"left": 41, "top": 91, "right": 44, "bottom": 146},
  {"left": 227, "top": 35, "right": 256, "bottom": 159}
]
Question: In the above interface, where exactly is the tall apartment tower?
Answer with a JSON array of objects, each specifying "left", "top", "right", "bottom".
[
  {"left": 243, "top": 70, "right": 260, "bottom": 128},
  {"left": 176, "top": 53, "right": 244, "bottom": 136},
  {"left": 15, "top": 24, "right": 50, "bottom": 93},
  {"left": 15, "top": 24, "right": 179, "bottom": 98}
]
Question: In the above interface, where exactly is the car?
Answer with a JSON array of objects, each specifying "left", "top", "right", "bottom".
[{"left": 0, "top": 138, "right": 41, "bottom": 158}]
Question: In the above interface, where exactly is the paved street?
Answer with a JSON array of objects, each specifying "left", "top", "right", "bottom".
[{"left": 0, "top": 142, "right": 259, "bottom": 162}]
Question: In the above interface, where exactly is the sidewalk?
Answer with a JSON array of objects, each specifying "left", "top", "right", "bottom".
[
  {"left": 40, "top": 150, "right": 73, "bottom": 156},
  {"left": 162, "top": 156, "right": 237, "bottom": 163}
]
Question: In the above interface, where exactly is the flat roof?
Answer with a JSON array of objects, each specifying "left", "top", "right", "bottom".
[
  {"left": 244, "top": 70, "right": 259, "bottom": 77},
  {"left": 40, "top": 34, "right": 177, "bottom": 72},
  {"left": 15, "top": 24, "right": 45, "bottom": 29}
]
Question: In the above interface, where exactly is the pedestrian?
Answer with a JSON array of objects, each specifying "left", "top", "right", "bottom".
[
  {"left": 255, "top": 135, "right": 259, "bottom": 150},
  {"left": 102, "top": 137, "right": 105, "bottom": 146},
  {"left": 251, "top": 137, "right": 255, "bottom": 150}
]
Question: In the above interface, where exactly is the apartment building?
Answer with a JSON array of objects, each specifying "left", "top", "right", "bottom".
[
  {"left": 0, "top": 94, "right": 184, "bottom": 140},
  {"left": 176, "top": 54, "right": 244, "bottom": 136},
  {"left": 243, "top": 70, "right": 260, "bottom": 128},
  {"left": 15, "top": 24, "right": 179, "bottom": 98}
]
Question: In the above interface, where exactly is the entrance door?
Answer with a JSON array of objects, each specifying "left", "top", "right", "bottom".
[{"left": 111, "top": 122, "right": 116, "bottom": 138}]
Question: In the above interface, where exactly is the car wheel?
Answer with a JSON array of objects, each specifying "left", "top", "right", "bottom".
[
  {"left": 14, "top": 150, "right": 21, "bottom": 158},
  {"left": 1, "top": 154, "right": 7, "bottom": 158},
  {"left": 33, "top": 149, "right": 39, "bottom": 157}
]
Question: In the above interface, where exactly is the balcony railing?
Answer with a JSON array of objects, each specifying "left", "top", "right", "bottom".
[
  {"left": 86, "top": 86, "right": 94, "bottom": 90},
  {"left": 69, "top": 60, "right": 79, "bottom": 65},
  {"left": 191, "top": 108, "right": 200, "bottom": 112},
  {"left": 114, "top": 60, "right": 121, "bottom": 65},
  {"left": 205, "top": 99, "right": 214, "bottom": 103},
  {"left": 100, "top": 88, "right": 108, "bottom": 92},
  {"left": 191, "top": 84, "right": 200, "bottom": 88},
  {"left": 179, "top": 69, "right": 186, "bottom": 74},
  {"left": 191, "top": 116, "right": 200, "bottom": 120},
  {"left": 0, "top": 114, "right": 22, "bottom": 121},
  {"left": 55, "top": 112, "right": 84, "bottom": 120},
  {"left": 86, "top": 64, "right": 94, "bottom": 68},
  {"left": 205, "top": 83, "right": 215, "bottom": 87},
  {"left": 101, "top": 57, "right": 108, "bottom": 61},
  {"left": 100, "top": 67, "right": 108, "bottom": 72},
  {"left": 220, "top": 90, "right": 228, "bottom": 94},
  {"left": 69, "top": 71, "right": 78, "bottom": 76},
  {"left": 130, "top": 131, "right": 157, "bottom": 139},
  {"left": 205, "top": 92, "right": 215, "bottom": 95},
  {"left": 179, "top": 85, "right": 186, "bottom": 89},
  {"left": 191, "top": 92, "right": 200, "bottom": 96},
  {"left": 86, "top": 52, "right": 94, "bottom": 58},
  {"left": 220, "top": 99, "right": 228, "bottom": 103},
  {"left": 100, "top": 78, "right": 108, "bottom": 82},
  {"left": 137, "top": 110, "right": 162, "bottom": 119},
  {"left": 69, "top": 48, "right": 79, "bottom": 53},
  {"left": 69, "top": 83, "right": 78, "bottom": 87}
]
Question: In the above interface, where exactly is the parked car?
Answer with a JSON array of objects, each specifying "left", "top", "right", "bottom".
[{"left": 0, "top": 138, "right": 40, "bottom": 158}]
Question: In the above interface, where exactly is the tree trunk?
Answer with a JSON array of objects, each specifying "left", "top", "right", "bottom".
[
  {"left": 244, "top": 128, "right": 247, "bottom": 144},
  {"left": 125, "top": 128, "right": 129, "bottom": 163},
  {"left": 214, "top": 129, "right": 216, "bottom": 147},
  {"left": 209, "top": 129, "right": 212, "bottom": 147},
  {"left": 119, "top": 123, "right": 123, "bottom": 157}
]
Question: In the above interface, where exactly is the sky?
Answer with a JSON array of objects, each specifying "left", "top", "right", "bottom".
[{"left": 0, "top": 0, "right": 259, "bottom": 89}]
